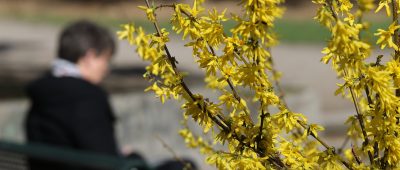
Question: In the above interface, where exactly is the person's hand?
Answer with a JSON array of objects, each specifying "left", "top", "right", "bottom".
[{"left": 121, "top": 144, "right": 135, "bottom": 156}]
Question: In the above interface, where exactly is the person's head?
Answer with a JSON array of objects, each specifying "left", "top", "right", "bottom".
[{"left": 57, "top": 20, "right": 116, "bottom": 84}]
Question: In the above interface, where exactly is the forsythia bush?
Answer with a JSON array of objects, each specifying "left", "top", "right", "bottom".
[{"left": 118, "top": 0, "right": 400, "bottom": 169}]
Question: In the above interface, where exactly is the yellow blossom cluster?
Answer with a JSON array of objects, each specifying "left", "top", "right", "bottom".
[
  {"left": 111, "top": 0, "right": 400, "bottom": 169},
  {"left": 314, "top": 0, "right": 400, "bottom": 168}
]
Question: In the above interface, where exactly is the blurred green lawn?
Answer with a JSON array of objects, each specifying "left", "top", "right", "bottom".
[
  {"left": 2, "top": 13, "right": 392, "bottom": 44},
  {"left": 115, "top": 19, "right": 392, "bottom": 44}
]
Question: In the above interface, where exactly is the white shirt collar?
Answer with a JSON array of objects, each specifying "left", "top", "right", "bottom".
[{"left": 52, "top": 58, "right": 81, "bottom": 78}]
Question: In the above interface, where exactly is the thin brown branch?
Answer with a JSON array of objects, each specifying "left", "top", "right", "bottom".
[
  {"left": 255, "top": 3, "right": 350, "bottom": 168},
  {"left": 327, "top": 0, "right": 338, "bottom": 20},
  {"left": 155, "top": 135, "right": 193, "bottom": 170},
  {"left": 156, "top": 3, "right": 252, "bottom": 117},
  {"left": 297, "top": 120, "right": 352, "bottom": 169},
  {"left": 261, "top": 20, "right": 351, "bottom": 170},
  {"left": 381, "top": 149, "right": 389, "bottom": 169},
  {"left": 225, "top": 78, "right": 253, "bottom": 121},
  {"left": 267, "top": 56, "right": 288, "bottom": 108},
  {"left": 344, "top": 69, "right": 374, "bottom": 165},
  {"left": 365, "top": 87, "right": 373, "bottom": 107},
  {"left": 146, "top": 2, "right": 351, "bottom": 169},
  {"left": 351, "top": 145, "right": 362, "bottom": 165},
  {"left": 392, "top": 0, "right": 399, "bottom": 58},
  {"left": 152, "top": 4, "right": 277, "bottom": 111},
  {"left": 323, "top": 1, "right": 372, "bottom": 166},
  {"left": 144, "top": 1, "right": 285, "bottom": 168},
  {"left": 173, "top": 4, "right": 255, "bottom": 124},
  {"left": 157, "top": 2, "right": 347, "bottom": 169},
  {"left": 154, "top": 4, "right": 175, "bottom": 10},
  {"left": 256, "top": 109, "right": 268, "bottom": 149},
  {"left": 391, "top": 2, "right": 400, "bottom": 168},
  {"left": 209, "top": 49, "right": 253, "bottom": 122},
  {"left": 365, "top": 84, "right": 380, "bottom": 163},
  {"left": 247, "top": 2, "right": 349, "bottom": 168},
  {"left": 186, "top": 15, "right": 252, "bottom": 120},
  {"left": 297, "top": 121, "right": 329, "bottom": 149},
  {"left": 234, "top": 50, "right": 250, "bottom": 65},
  {"left": 392, "top": 0, "right": 400, "bottom": 97},
  {"left": 337, "top": 135, "right": 350, "bottom": 154},
  {"left": 144, "top": 0, "right": 230, "bottom": 132}
]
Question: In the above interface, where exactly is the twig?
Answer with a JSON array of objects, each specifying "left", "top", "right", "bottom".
[
  {"left": 343, "top": 69, "right": 373, "bottom": 165},
  {"left": 268, "top": 55, "right": 288, "bottom": 108},
  {"left": 338, "top": 136, "right": 350, "bottom": 154},
  {"left": 143, "top": 1, "right": 286, "bottom": 168},
  {"left": 327, "top": 0, "right": 338, "bottom": 20},
  {"left": 365, "top": 84, "right": 381, "bottom": 162},
  {"left": 226, "top": 78, "right": 252, "bottom": 121},
  {"left": 392, "top": 0, "right": 400, "bottom": 97},
  {"left": 154, "top": 4, "right": 175, "bottom": 10},
  {"left": 208, "top": 45, "right": 253, "bottom": 124},
  {"left": 256, "top": 109, "right": 268, "bottom": 149},
  {"left": 144, "top": 0, "right": 230, "bottom": 132},
  {"left": 155, "top": 135, "right": 193, "bottom": 170},
  {"left": 267, "top": 47, "right": 352, "bottom": 168},
  {"left": 297, "top": 120, "right": 352, "bottom": 169},
  {"left": 323, "top": 1, "right": 372, "bottom": 166},
  {"left": 157, "top": 3, "right": 255, "bottom": 125},
  {"left": 346, "top": 76, "right": 372, "bottom": 163},
  {"left": 381, "top": 149, "right": 388, "bottom": 169},
  {"left": 351, "top": 144, "right": 362, "bottom": 165},
  {"left": 391, "top": 2, "right": 400, "bottom": 168},
  {"left": 179, "top": 5, "right": 255, "bottom": 123},
  {"left": 252, "top": 2, "right": 351, "bottom": 168},
  {"left": 242, "top": 2, "right": 350, "bottom": 168},
  {"left": 364, "top": 86, "right": 373, "bottom": 107},
  {"left": 146, "top": 2, "right": 352, "bottom": 169},
  {"left": 392, "top": 0, "right": 399, "bottom": 57}
]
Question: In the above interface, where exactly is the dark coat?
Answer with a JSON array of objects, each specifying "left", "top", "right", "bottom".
[{"left": 25, "top": 74, "right": 119, "bottom": 170}]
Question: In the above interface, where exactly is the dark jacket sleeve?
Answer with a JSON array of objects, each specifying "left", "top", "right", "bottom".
[{"left": 72, "top": 97, "right": 119, "bottom": 156}]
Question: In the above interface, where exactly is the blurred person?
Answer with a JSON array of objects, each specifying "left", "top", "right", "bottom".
[
  {"left": 25, "top": 20, "right": 196, "bottom": 170},
  {"left": 25, "top": 20, "right": 119, "bottom": 170}
]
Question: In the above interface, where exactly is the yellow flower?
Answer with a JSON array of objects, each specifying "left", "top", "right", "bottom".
[
  {"left": 358, "top": 0, "right": 375, "bottom": 12},
  {"left": 138, "top": 6, "right": 156, "bottom": 22},
  {"left": 182, "top": 95, "right": 218, "bottom": 133},
  {"left": 144, "top": 83, "right": 167, "bottom": 103},
  {"left": 375, "top": 0, "right": 391, "bottom": 16},
  {"left": 312, "top": 0, "right": 326, "bottom": 5},
  {"left": 116, "top": 24, "right": 135, "bottom": 45},
  {"left": 387, "top": 59, "right": 400, "bottom": 87},
  {"left": 319, "top": 151, "right": 343, "bottom": 170},
  {"left": 337, "top": 0, "right": 353, "bottom": 12},
  {"left": 314, "top": 7, "right": 335, "bottom": 28},
  {"left": 375, "top": 22, "right": 400, "bottom": 50},
  {"left": 304, "top": 124, "right": 325, "bottom": 138},
  {"left": 272, "top": 110, "right": 306, "bottom": 133},
  {"left": 116, "top": 0, "right": 372, "bottom": 169}
]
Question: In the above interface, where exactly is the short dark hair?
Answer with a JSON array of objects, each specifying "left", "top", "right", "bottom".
[{"left": 57, "top": 20, "right": 116, "bottom": 63}]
